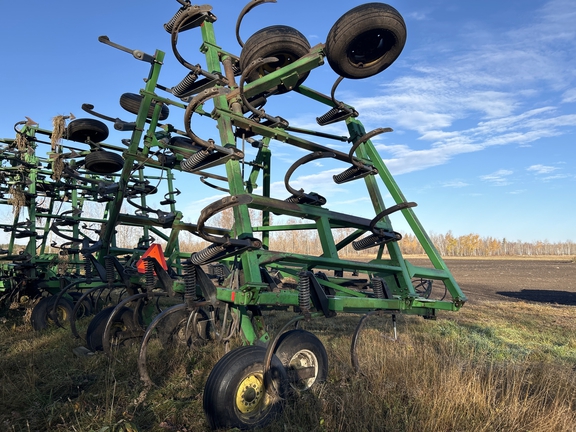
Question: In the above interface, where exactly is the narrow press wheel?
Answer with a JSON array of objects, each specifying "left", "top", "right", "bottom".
[
  {"left": 203, "top": 345, "right": 288, "bottom": 430},
  {"left": 274, "top": 329, "right": 328, "bottom": 391},
  {"left": 325, "top": 3, "right": 407, "bottom": 79}
]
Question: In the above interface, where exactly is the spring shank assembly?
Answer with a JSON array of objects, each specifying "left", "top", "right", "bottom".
[{"left": 0, "top": 4, "right": 467, "bottom": 423}]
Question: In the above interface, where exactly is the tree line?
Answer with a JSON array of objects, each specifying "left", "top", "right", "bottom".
[
  {"left": 401, "top": 231, "right": 574, "bottom": 257},
  {"left": 178, "top": 218, "right": 575, "bottom": 258}
]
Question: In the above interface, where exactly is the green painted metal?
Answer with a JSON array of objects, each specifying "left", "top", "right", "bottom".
[{"left": 0, "top": 1, "right": 466, "bottom": 360}]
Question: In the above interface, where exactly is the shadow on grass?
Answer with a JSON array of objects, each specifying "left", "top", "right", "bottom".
[{"left": 497, "top": 289, "right": 576, "bottom": 305}]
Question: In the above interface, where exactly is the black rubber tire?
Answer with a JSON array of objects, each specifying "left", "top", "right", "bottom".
[
  {"left": 157, "top": 307, "right": 209, "bottom": 348},
  {"left": 203, "top": 345, "right": 288, "bottom": 430},
  {"left": 240, "top": 25, "right": 311, "bottom": 93},
  {"left": 84, "top": 150, "right": 124, "bottom": 174},
  {"left": 119, "top": 93, "right": 170, "bottom": 121},
  {"left": 86, "top": 306, "right": 139, "bottom": 352},
  {"left": 68, "top": 292, "right": 94, "bottom": 318},
  {"left": 66, "top": 118, "right": 109, "bottom": 143},
  {"left": 325, "top": 3, "right": 407, "bottom": 79},
  {"left": 31, "top": 296, "right": 74, "bottom": 331},
  {"left": 274, "top": 329, "right": 328, "bottom": 391}
]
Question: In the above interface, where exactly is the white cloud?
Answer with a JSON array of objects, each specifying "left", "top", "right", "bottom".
[
  {"left": 480, "top": 169, "right": 513, "bottom": 186},
  {"left": 542, "top": 174, "right": 572, "bottom": 181},
  {"left": 527, "top": 164, "right": 558, "bottom": 174},
  {"left": 331, "top": 196, "right": 371, "bottom": 206},
  {"left": 442, "top": 181, "right": 469, "bottom": 188},
  {"left": 342, "top": 0, "right": 576, "bottom": 175},
  {"left": 407, "top": 11, "right": 428, "bottom": 21},
  {"left": 561, "top": 88, "right": 576, "bottom": 103}
]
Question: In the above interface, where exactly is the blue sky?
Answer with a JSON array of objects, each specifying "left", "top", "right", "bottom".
[{"left": 0, "top": 0, "right": 574, "bottom": 243}]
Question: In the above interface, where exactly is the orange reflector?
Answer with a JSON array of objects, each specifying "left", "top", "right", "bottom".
[{"left": 136, "top": 243, "right": 168, "bottom": 274}]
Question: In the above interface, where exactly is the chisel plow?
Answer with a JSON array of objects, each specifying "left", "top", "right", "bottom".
[{"left": 0, "top": 1, "right": 466, "bottom": 429}]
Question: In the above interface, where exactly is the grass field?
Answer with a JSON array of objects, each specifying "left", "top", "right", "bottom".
[{"left": 1, "top": 260, "right": 576, "bottom": 431}]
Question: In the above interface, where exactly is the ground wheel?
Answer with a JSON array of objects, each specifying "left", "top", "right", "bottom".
[
  {"left": 31, "top": 296, "right": 74, "bottom": 331},
  {"left": 274, "top": 329, "right": 328, "bottom": 391},
  {"left": 203, "top": 345, "right": 288, "bottom": 430},
  {"left": 84, "top": 150, "right": 124, "bottom": 174},
  {"left": 66, "top": 118, "right": 109, "bottom": 143},
  {"left": 86, "top": 306, "right": 140, "bottom": 352},
  {"left": 240, "top": 25, "right": 311, "bottom": 93},
  {"left": 325, "top": 3, "right": 407, "bottom": 79},
  {"left": 68, "top": 291, "right": 94, "bottom": 318},
  {"left": 157, "top": 307, "right": 209, "bottom": 348},
  {"left": 119, "top": 93, "right": 170, "bottom": 120}
]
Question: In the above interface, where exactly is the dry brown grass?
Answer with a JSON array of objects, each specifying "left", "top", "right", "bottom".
[{"left": 1, "top": 300, "right": 575, "bottom": 432}]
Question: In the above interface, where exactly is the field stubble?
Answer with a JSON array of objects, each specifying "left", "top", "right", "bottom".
[{"left": 1, "top": 257, "right": 575, "bottom": 431}]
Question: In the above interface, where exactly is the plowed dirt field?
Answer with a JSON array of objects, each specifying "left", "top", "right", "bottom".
[{"left": 409, "top": 257, "right": 576, "bottom": 305}]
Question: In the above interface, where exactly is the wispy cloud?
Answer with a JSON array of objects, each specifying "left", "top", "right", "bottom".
[
  {"left": 480, "top": 169, "right": 514, "bottom": 186},
  {"left": 561, "top": 88, "right": 576, "bottom": 103},
  {"left": 407, "top": 11, "right": 429, "bottom": 21},
  {"left": 543, "top": 174, "right": 572, "bottom": 181},
  {"left": 346, "top": 0, "right": 576, "bottom": 175},
  {"left": 442, "top": 180, "right": 469, "bottom": 188},
  {"left": 527, "top": 164, "right": 558, "bottom": 174}
]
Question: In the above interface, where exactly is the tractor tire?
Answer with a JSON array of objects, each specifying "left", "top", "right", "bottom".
[
  {"left": 240, "top": 25, "right": 311, "bottom": 93},
  {"left": 66, "top": 118, "right": 109, "bottom": 143},
  {"left": 325, "top": 3, "right": 407, "bottom": 79},
  {"left": 31, "top": 296, "right": 74, "bottom": 331},
  {"left": 84, "top": 150, "right": 124, "bottom": 174},
  {"left": 203, "top": 345, "right": 288, "bottom": 430},
  {"left": 119, "top": 93, "right": 170, "bottom": 120}
]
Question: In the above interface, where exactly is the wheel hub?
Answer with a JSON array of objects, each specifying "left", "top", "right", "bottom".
[
  {"left": 290, "top": 349, "right": 318, "bottom": 391},
  {"left": 236, "top": 374, "right": 265, "bottom": 414},
  {"left": 348, "top": 29, "right": 396, "bottom": 67}
]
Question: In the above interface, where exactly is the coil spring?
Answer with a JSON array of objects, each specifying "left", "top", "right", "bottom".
[
  {"left": 297, "top": 272, "right": 311, "bottom": 312},
  {"left": 164, "top": 7, "right": 185, "bottom": 33},
  {"left": 333, "top": 166, "right": 360, "bottom": 184},
  {"left": 316, "top": 107, "right": 343, "bottom": 126},
  {"left": 105, "top": 256, "right": 115, "bottom": 284},
  {"left": 172, "top": 71, "right": 199, "bottom": 98},
  {"left": 284, "top": 195, "right": 300, "bottom": 203},
  {"left": 214, "top": 265, "right": 224, "bottom": 278},
  {"left": 144, "top": 259, "right": 155, "bottom": 291},
  {"left": 191, "top": 244, "right": 225, "bottom": 265},
  {"left": 352, "top": 233, "right": 381, "bottom": 251},
  {"left": 181, "top": 149, "right": 211, "bottom": 172},
  {"left": 84, "top": 256, "right": 93, "bottom": 281},
  {"left": 372, "top": 277, "right": 385, "bottom": 299},
  {"left": 183, "top": 261, "right": 197, "bottom": 305}
]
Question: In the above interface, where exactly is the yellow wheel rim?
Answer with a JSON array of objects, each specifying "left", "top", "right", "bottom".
[
  {"left": 235, "top": 373, "right": 266, "bottom": 415},
  {"left": 48, "top": 305, "right": 69, "bottom": 324}
]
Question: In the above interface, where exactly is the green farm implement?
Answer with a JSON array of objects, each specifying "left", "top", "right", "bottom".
[{"left": 0, "top": 1, "right": 466, "bottom": 429}]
